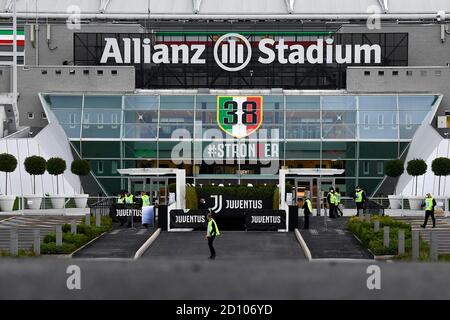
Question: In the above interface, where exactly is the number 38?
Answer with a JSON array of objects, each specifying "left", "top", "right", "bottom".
[{"left": 223, "top": 101, "right": 258, "bottom": 125}]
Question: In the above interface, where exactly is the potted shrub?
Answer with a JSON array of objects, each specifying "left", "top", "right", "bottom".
[
  {"left": 46, "top": 157, "right": 67, "bottom": 209},
  {"left": 70, "top": 159, "right": 90, "bottom": 208},
  {"left": 24, "top": 155, "right": 47, "bottom": 209},
  {"left": 431, "top": 157, "right": 450, "bottom": 211},
  {"left": 406, "top": 158, "right": 427, "bottom": 210},
  {"left": 385, "top": 159, "right": 404, "bottom": 209},
  {"left": 0, "top": 153, "right": 17, "bottom": 212}
]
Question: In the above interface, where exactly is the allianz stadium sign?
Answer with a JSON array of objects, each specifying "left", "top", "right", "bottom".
[{"left": 100, "top": 32, "right": 381, "bottom": 72}]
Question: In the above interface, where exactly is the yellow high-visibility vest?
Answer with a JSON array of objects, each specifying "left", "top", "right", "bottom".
[
  {"left": 425, "top": 197, "right": 434, "bottom": 211},
  {"left": 141, "top": 195, "right": 150, "bottom": 207},
  {"left": 355, "top": 191, "right": 363, "bottom": 203},
  {"left": 208, "top": 219, "right": 220, "bottom": 236}
]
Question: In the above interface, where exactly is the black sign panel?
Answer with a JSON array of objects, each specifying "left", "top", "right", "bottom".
[
  {"left": 245, "top": 210, "right": 286, "bottom": 231},
  {"left": 197, "top": 192, "right": 273, "bottom": 215},
  {"left": 112, "top": 204, "right": 142, "bottom": 222},
  {"left": 170, "top": 210, "right": 207, "bottom": 229}
]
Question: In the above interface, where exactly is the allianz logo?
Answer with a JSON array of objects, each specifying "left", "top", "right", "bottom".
[{"left": 100, "top": 33, "right": 381, "bottom": 72}]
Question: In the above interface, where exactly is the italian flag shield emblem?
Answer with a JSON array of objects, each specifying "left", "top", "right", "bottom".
[{"left": 217, "top": 96, "right": 263, "bottom": 138}]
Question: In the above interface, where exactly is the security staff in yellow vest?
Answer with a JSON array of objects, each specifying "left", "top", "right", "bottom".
[
  {"left": 205, "top": 213, "right": 220, "bottom": 259},
  {"left": 140, "top": 191, "right": 150, "bottom": 207},
  {"left": 353, "top": 186, "right": 366, "bottom": 216},
  {"left": 421, "top": 193, "right": 436, "bottom": 228},
  {"left": 302, "top": 194, "right": 313, "bottom": 229},
  {"left": 327, "top": 188, "right": 337, "bottom": 218},
  {"left": 124, "top": 192, "right": 135, "bottom": 227},
  {"left": 335, "top": 187, "right": 343, "bottom": 217},
  {"left": 117, "top": 191, "right": 126, "bottom": 204}
]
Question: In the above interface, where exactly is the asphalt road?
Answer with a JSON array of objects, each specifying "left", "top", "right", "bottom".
[{"left": 1, "top": 258, "right": 450, "bottom": 299}]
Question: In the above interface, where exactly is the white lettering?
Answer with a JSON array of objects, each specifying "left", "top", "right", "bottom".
[{"left": 100, "top": 38, "right": 123, "bottom": 64}]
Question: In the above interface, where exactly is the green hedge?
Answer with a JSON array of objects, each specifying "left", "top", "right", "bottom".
[
  {"left": 40, "top": 216, "right": 112, "bottom": 255},
  {"left": 186, "top": 186, "right": 198, "bottom": 209},
  {"left": 348, "top": 216, "right": 430, "bottom": 260}
]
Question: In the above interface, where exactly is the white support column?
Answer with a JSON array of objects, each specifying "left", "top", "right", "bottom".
[
  {"left": 284, "top": 0, "right": 295, "bottom": 14},
  {"left": 279, "top": 169, "right": 287, "bottom": 210},
  {"left": 175, "top": 169, "right": 186, "bottom": 210},
  {"left": 192, "top": 0, "right": 202, "bottom": 14}
]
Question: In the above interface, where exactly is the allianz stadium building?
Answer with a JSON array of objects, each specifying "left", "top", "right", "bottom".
[{"left": 1, "top": 0, "right": 450, "bottom": 201}]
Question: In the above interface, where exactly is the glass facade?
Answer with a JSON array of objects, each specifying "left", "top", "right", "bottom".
[{"left": 42, "top": 93, "right": 439, "bottom": 196}]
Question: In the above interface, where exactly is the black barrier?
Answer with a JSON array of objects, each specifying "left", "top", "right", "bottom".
[
  {"left": 245, "top": 210, "right": 286, "bottom": 231},
  {"left": 288, "top": 206, "right": 299, "bottom": 231},
  {"left": 158, "top": 205, "right": 168, "bottom": 230},
  {"left": 170, "top": 209, "right": 287, "bottom": 231}
]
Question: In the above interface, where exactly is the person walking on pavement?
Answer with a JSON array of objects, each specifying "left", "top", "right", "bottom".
[
  {"left": 124, "top": 191, "right": 135, "bottom": 228},
  {"left": 421, "top": 193, "right": 436, "bottom": 228},
  {"left": 302, "top": 193, "right": 313, "bottom": 229},
  {"left": 206, "top": 213, "right": 220, "bottom": 259},
  {"left": 327, "top": 188, "right": 337, "bottom": 218},
  {"left": 335, "top": 187, "right": 343, "bottom": 217},
  {"left": 353, "top": 186, "right": 366, "bottom": 216}
]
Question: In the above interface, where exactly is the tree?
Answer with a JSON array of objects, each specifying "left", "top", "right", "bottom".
[
  {"left": 46, "top": 157, "right": 67, "bottom": 194},
  {"left": 71, "top": 159, "right": 91, "bottom": 193},
  {"left": 385, "top": 160, "right": 405, "bottom": 194},
  {"left": 406, "top": 159, "right": 427, "bottom": 196},
  {"left": 0, "top": 153, "right": 17, "bottom": 195},
  {"left": 431, "top": 157, "right": 450, "bottom": 196},
  {"left": 24, "top": 156, "right": 46, "bottom": 194}
]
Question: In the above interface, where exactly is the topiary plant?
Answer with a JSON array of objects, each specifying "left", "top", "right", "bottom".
[
  {"left": 71, "top": 159, "right": 91, "bottom": 193},
  {"left": 385, "top": 160, "right": 404, "bottom": 178},
  {"left": 46, "top": 157, "right": 67, "bottom": 194},
  {"left": 406, "top": 159, "right": 427, "bottom": 196},
  {"left": 0, "top": 153, "right": 17, "bottom": 195},
  {"left": 24, "top": 156, "right": 46, "bottom": 194},
  {"left": 431, "top": 157, "right": 450, "bottom": 196}
]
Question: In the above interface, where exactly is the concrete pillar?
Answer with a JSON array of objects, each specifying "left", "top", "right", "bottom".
[
  {"left": 10, "top": 228, "right": 18, "bottom": 256},
  {"left": 398, "top": 229, "right": 405, "bottom": 255},
  {"left": 70, "top": 221, "right": 77, "bottom": 234},
  {"left": 95, "top": 212, "right": 101, "bottom": 227},
  {"left": 374, "top": 220, "right": 380, "bottom": 232},
  {"left": 85, "top": 213, "right": 90, "bottom": 226},
  {"left": 33, "top": 229, "right": 40, "bottom": 256},
  {"left": 431, "top": 231, "right": 439, "bottom": 261},
  {"left": 383, "top": 226, "right": 390, "bottom": 247},
  {"left": 412, "top": 230, "right": 419, "bottom": 261},
  {"left": 56, "top": 225, "right": 62, "bottom": 246},
  {"left": 365, "top": 214, "right": 371, "bottom": 222}
]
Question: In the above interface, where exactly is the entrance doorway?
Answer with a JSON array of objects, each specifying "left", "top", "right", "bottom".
[
  {"left": 293, "top": 177, "right": 335, "bottom": 215},
  {"left": 129, "top": 177, "right": 169, "bottom": 205}
]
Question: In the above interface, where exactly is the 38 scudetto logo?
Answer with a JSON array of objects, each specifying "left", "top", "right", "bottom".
[
  {"left": 217, "top": 96, "right": 263, "bottom": 138},
  {"left": 100, "top": 33, "right": 382, "bottom": 72}
]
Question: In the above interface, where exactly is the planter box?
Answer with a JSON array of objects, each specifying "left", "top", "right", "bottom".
[
  {"left": 48, "top": 195, "right": 67, "bottom": 209},
  {"left": 0, "top": 195, "right": 16, "bottom": 212},
  {"left": 388, "top": 195, "right": 402, "bottom": 209},
  {"left": 408, "top": 197, "right": 423, "bottom": 210},
  {"left": 24, "top": 195, "right": 43, "bottom": 210},
  {"left": 73, "top": 194, "right": 89, "bottom": 208}
]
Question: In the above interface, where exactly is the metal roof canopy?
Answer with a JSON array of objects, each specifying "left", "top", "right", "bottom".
[
  {"left": 117, "top": 168, "right": 182, "bottom": 176},
  {"left": 280, "top": 168, "right": 345, "bottom": 176}
]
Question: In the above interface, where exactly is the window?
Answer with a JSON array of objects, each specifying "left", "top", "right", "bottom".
[
  {"left": 392, "top": 113, "right": 397, "bottom": 128},
  {"left": 111, "top": 113, "right": 119, "bottom": 129},
  {"left": 364, "top": 114, "right": 370, "bottom": 129},
  {"left": 111, "top": 161, "right": 118, "bottom": 174},
  {"left": 97, "top": 70, "right": 103, "bottom": 75},
  {"left": 435, "top": 70, "right": 442, "bottom": 77},
  {"left": 406, "top": 70, "right": 413, "bottom": 76},
  {"left": 27, "top": 112, "right": 34, "bottom": 119},
  {"left": 42, "top": 112, "right": 47, "bottom": 120},
  {"left": 69, "top": 69, "right": 76, "bottom": 75},
  {"left": 111, "top": 70, "right": 118, "bottom": 75},
  {"left": 83, "top": 113, "right": 90, "bottom": 128},
  {"left": 41, "top": 70, "right": 47, "bottom": 75},
  {"left": 377, "top": 162, "right": 384, "bottom": 175},
  {"left": 83, "top": 70, "right": 90, "bottom": 75},
  {"left": 97, "top": 161, "right": 104, "bottom": 174},
  {"left": 392, "top": 70, "right": 399, "bottom": 76},
  {"left": 364, "top": 71, "right": 371, "bottom": 76},
  {"left": 69, "top": 113, "right": 76, "bottom": 128},
  {"left": 55, "top": 70, "right": 62, "bottom": 75},
  {"left": 378, "top": 71, "right": 384, "bottom": 76},
  {"left": 363, "top": 161, "right": 370, "bottom": 175},
  {"left": 378, "top": 114, "right": 384, "bottom": 129},
  {"left": 97, "top": 113, "right": 104, "bottom": 129},
  {"left": 406, "top": 114, "right": 412, "bottom": 129}
]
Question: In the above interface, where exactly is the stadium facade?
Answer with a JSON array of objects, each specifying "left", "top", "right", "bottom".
[{"left": 1, "top": 0, "right": 450, "bottom": 200}]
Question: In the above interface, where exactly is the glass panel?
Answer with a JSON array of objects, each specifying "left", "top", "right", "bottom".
[
  {"left": 322, "top": 142, "right": 356, "bottom": 159},
  {"left": 398, "top": 95, "right": 437, "bottom": 111},
  {"left": 84, "top": 96, "right": 122, "bottom": 109},
  {"left": 123, "top": 141, "right": 158, "bottom": 158},
  {"left": 123, "top": 95, "right": 158, "bottom": 110},
  {"left": 285, "top": 142, "right": 320, "bottom": 159},
  {"left": 44, "top": 95, "right": 82, "bottom": 109},
  {"left": 323, "top": 124, "right": 356, "bottom": 139},
  {"left": 359, "top": 96, "right": 397, "bottom": 110},
  {"left": 359, "top": 142, "right": 398, "bottom": 159},
  {"left": 160, "top": 95, "right": 194, "bottom": 110},
  {"left": 60, "top": 124, "right": 81, "bottom": 139},
  {"left": 82, "top": 125, "right": 121, "bottom": 138},
  {"left": 285, "top": 96, "right": 320, "bottom": 110},
  {"left": 81, "top": 141, "right": 121, "bottom": 158},
  {"left": 322, "top": 96, "right": 357, "bottom": 110},
  {"left": 123, "top": 124, "right": 158, "bottom": 139}
]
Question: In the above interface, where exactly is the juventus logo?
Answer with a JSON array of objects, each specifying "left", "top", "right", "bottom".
[{"left": 210, "top": 195, "right": 223, "bottom": 213}]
